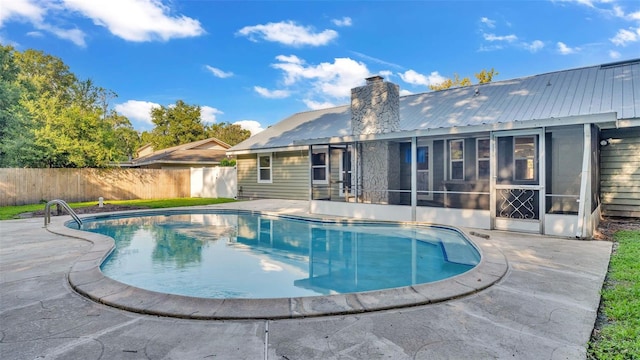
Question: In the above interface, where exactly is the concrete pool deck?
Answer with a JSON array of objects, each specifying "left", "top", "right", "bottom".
[{"left": 0, "top": 199, "right": 612, "bottom": 359}]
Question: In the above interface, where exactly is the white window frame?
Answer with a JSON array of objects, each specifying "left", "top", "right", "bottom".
[
  {"left": 513, "top": 136, "right": 537, "bottom": 181},
  {"left": 311, "top": 147, "right": 329, "bottom": 185},
  {"left": 449, "top": 139, "right": 465, "bottom": 180},
  {"left": 257, "top": 153, "right": 272, "bottom": 184},
  {"left": 476, "top": 138, "right": 490, "bottom": 179}
]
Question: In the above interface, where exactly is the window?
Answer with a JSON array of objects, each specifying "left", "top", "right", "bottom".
[
  {"left": 514, "top": 136, "right": 536, "bottom": 181},
  {"left": 476, "top": 138, "right": 490, "bottom": 179},
  {"left": 257, "top": 154, "right": 272, "bottom": 183},
  {"left": 449, "top": 140, "right": 464, "bottom": 180},
  {"left": 311, "top": 148, "right": 328, "bottom": 184}
]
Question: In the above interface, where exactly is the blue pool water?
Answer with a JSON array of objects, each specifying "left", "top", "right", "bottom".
[{"left": 79, "top": 211, "right": 480, "bottom": 299}]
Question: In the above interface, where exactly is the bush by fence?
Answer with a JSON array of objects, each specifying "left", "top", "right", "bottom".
[{"left": 0, "top": 168, "right": 191, "bottom": 207}]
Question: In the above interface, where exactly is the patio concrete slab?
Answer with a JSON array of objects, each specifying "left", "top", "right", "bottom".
[{"left": 0, "top": 200, "right": 612, "bottom": 359}]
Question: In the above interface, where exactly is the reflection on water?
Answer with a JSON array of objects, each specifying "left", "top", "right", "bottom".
[{"left": 80, "top": 213, "right": 479, "bottom": 299}]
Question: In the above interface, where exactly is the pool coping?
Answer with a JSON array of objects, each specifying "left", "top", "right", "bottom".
[{"left": 46, "top": 207, "right": 508, "bottom": 320}]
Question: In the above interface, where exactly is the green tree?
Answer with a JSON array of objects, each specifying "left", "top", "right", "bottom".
[
  {"left": 475, "top": 68, "right": 499, "bottom": 84},
  {"left": 0, "top": 45, "right": 26, "bottom": 166},
  {"left": 429, "top": 73, "right": 471, "bottom": 91},
  {"left": 107, "top": 112, "right": 140, "bottom": 161},
  {"left": 1, "top": 46, "right": 139, "bottom": 167},
  {"left": 205, "top": 122, "right": 250, "bottom": 146},
  {"left": 150, "top": 100, "right": 205, "bottom": 150},
  {"left": 429, "top": 68, "right": 498, "bottom": 91}
]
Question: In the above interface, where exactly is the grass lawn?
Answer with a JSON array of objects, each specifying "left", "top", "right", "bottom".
[
  {"left": 589, "top": 230, "right": 640, "bottom": 359},
  {"left": 0, "top": 198, "right": 236, "bottom": 221}
]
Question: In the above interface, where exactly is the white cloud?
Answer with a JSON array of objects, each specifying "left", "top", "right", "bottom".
[
  {"left": 303, "top": 99, "right": 336, "bottom": 110},
  {"left": 480, "top": 17, "right": 496, "bottom": 28},
  {"left": 483, "top": 33, "right": 518, "bottom": 42},
  {"left": 332, "top": 17, "right": 352, "bottom": 27},
  {"left": 275, "top": 54, "right": 303, "bottom": 64},
  {"left": 399, "top": 89, "right": 414, "bottom": 96},
  {"left": 627, "top": 10, "right": 640, "bottom": 21},
  {"left": 237, "top": 20, "right": 338, "bottom": 47},
  {"left": 62, "top": 0, "right": 205, "bottom": 42},
  {"left": 524, "top": 40, "right": 545, "bottom": 52},
  {"left": 378, "top": 70, "right": 393, "bottom": 78},
  {"left": 0, "top": 0, "right": 44, "bottom": 26},
  {"left": 398, "top": 69, "right": 446, "bottom": 87},
  {"left": 610, "top": 28, "right": 639, "bottom": 46},
  {"left": 42, "top": 25, "right": 86, "bottom": 46},
  {"left": 0, "top": 0, "right": 203, "bottom": 45},
  {"left": 267, "top": 55, "right": 369, "bottom": 110},
  {"left": 272, "top": 55, "right": 369, "bottom": 99},
  {"left": 557, "top": 41, "right": 579, "bottom": 54},
  {"left": 115, "top": 100, "right": 160, "bottom": 125},
  {"left": 0, "top": 0, "right": 86, "bottom": 46},
  {"left": 205, "top": 65, "right": 233, "bottom": 78},
  {"left": 233, "top": 120, "right": 264, "bottom": 135},
  {"left": 26, "top": 31, "right": 43, "bottom": 37},
  {"left": 254, "top": 86, "right": 291, "bottom": 99},
  {"left": 609, "top": 50, "right": 621, "bottom": 59},
  {"left": 201, "top": 106, "right": 223, "bottom": 123}
]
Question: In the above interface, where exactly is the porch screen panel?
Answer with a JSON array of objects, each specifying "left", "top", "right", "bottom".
[
  {"left": 545, "top": 126, "right": 582, "bottom": 215},
  {"left": 496, "top": 137, "right": 513, "bottom": 183}
]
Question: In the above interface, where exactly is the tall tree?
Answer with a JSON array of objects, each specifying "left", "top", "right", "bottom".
[
  {"left": 0, "top": 45, "right": 31, "bottom": 167},
  {"left": 205, "top": 122, "right": 251, "bottom": 146},
  {"left": 1, "top": 46, "right": 139, "bottom": 167},
  {"left": 107, "top": 112, "right": 140, "bottom": 161},
  {"left": 150, "top": 100, "right": 205, "bottom": 150},
  {"left": 429, "top": 68, "right": 498, "bottom": 91}
]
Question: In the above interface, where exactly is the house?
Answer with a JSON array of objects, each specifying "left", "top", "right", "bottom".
[
  {"left": 122, "top": 137, "right": 232, "bottom": 169},
  {"left": 227, "top": 59, "right": 640, "bottom": 238}
]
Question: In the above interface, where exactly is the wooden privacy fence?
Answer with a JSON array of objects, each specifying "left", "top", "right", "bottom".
[{"left": 0, "top": 168, "right": 191, "bottom": 207}]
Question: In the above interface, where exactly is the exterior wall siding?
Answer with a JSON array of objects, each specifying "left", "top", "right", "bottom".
[
  {"left": 237, "top": 150, "right": 309, "bottom": 200},
  {"left": 600, "top": 127, "right": 640, "bottom": 218}
]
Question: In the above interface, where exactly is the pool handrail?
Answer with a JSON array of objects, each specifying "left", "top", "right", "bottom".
[{"left": 44, "top": 199, "right": 82, "bottom": 227}]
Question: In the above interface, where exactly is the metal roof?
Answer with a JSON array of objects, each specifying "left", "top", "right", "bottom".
[{"left": 229, "top": 59, "right": 640, "bottom": 153}]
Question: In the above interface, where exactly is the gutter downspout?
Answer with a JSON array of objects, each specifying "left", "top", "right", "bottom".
[{"left": 576, "top": 124, "right": 591, "bottom": 238}]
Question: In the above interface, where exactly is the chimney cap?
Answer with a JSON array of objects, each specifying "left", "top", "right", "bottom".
[{"left": 365, "top": 75, "right": 384, "bottom": 84}]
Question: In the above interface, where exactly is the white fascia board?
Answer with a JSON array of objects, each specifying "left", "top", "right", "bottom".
[
  {"left": 294, "top": 112, "right": 618, "bottom": 145},
  {"left": 226, "top": 145, "right": 308, "bottom": 156},
  {"left": 599, "top": 117, "right": 640, "bottom": 129}
]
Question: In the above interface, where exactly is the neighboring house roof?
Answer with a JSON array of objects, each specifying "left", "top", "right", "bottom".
[
  {"left": 228, "top": 59, "right": 640, "bottom": 154},
  {"left": 124, "top": 137, "right": 231, "bottom": 167}
]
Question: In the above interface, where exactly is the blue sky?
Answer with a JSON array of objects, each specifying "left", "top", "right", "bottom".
[{"left": 1, "top": 0, "right": 639, "bottom": 134}]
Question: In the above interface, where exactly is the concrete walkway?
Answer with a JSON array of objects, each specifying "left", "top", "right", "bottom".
[{"left": 0, "top": 200, "right": 612, "bottom": 359}]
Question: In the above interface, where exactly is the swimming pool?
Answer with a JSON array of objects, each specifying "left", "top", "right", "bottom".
[{"left": 79, "top": 210, "right": 480, "bottom": 299}]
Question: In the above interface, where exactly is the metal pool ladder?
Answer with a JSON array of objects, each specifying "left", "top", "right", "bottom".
[{"left": 44, "top": 199, "right": 82, "bottom": 227}]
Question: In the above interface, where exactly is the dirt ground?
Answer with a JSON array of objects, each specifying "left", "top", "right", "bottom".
[{"left": 592, "top": 216, "right": 640, "bottom": 241}]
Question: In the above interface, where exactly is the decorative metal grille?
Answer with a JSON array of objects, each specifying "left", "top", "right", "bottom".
[{"left": 498, "top": 189, "right": 537, "bottom": 219}]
